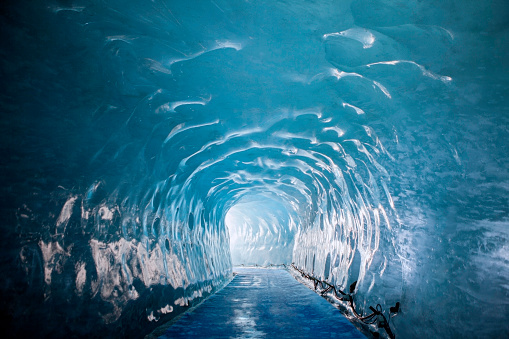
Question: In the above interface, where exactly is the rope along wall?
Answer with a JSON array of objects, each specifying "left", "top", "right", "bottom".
[{"left": 291, "top": 264, "right": 400, "bottom": 339}]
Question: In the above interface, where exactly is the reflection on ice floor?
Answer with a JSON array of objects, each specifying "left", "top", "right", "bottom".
[{"left": 154, "top": 268, "right": 365, "bottom": 338}]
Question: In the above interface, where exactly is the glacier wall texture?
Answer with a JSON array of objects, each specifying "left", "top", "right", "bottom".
[{"left": 1, "top": 0, "right": 508, "bottom": 338}]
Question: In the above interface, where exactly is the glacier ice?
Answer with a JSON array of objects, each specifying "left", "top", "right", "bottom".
[{"left": 1, "top": 0, "right": 508, "bottom": 338}]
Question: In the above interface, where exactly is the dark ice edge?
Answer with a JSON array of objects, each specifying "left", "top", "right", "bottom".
[{"left": 145, "top": 273, "right": 236, "bottom": 339}]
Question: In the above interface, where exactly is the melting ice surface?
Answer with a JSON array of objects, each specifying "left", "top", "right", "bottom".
[{"left": 1, "top": 0, "right": 508, "bottom": 338}]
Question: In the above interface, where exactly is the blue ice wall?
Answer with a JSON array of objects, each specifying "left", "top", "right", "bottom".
[{"left": 1, "top": 0, "right": 508, "bottom": 338}]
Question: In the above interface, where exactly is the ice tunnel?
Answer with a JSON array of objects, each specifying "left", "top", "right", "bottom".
[{"left": 1, "top": 0, "right": 508, "bottom": 337}]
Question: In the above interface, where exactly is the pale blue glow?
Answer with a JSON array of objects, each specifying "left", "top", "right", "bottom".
[{"left": 225, "top": 194, "right": 296, "bottom": 266}]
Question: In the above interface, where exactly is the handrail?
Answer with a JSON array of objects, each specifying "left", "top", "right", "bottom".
[{"left": 291, "top": 263, "right": 399, "bottom": 339}]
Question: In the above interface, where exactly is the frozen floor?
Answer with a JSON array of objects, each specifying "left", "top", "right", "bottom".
[{"left": 158, "top": 268, "right": 365, "bottom": 338}]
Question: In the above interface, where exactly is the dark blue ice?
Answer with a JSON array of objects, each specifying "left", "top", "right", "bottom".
[{"left": 158, "top": 268, "right": 365, "bottom": 338}]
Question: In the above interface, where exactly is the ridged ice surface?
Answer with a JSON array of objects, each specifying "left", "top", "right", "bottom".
[{"left": 1, "top": 0, "right": 508, "bottom": 338}]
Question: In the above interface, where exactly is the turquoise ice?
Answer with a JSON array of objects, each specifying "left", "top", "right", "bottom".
[{"left": 1, "top": 0, "right": 508, "bottom": 338}]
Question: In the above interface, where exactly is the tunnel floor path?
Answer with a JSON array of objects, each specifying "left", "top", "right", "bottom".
[{"left": 157, "top": 267, "right": 365, "bottom": 338}]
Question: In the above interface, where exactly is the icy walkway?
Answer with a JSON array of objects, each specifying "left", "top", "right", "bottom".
[{"left": 157, "top": 268, "right": 365, "bottom": 338}]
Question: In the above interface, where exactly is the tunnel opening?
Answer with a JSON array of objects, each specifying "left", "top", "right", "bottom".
[{"left": 224, "top": 194, "right": 296, "bottom": 266}]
